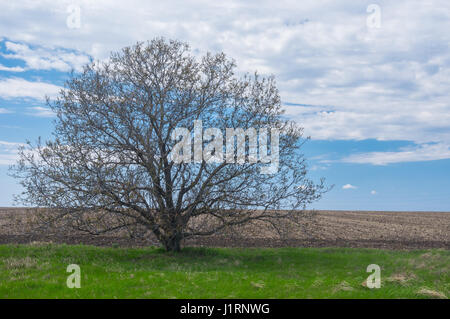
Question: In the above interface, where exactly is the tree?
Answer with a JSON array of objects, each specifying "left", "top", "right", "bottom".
[{"left": 10, "top": 38, "right": 326, "bottom": 251}]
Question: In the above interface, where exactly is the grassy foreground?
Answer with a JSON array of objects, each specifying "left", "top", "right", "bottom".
[{"left": 0, "top": 244, "right": 448, "bottom": 299}]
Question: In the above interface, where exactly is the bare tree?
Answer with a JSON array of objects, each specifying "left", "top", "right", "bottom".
[{"left": 10, "top": 38, "right": 326, "bottom": 251}]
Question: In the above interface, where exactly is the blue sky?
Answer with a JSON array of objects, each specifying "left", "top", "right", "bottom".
[{"left": 0, "top": 0, "right": 449, "bottom": 211}]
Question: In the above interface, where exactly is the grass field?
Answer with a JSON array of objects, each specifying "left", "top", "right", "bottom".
[{"left": 0, "top": 244, "right": 448, "bottom": 299}]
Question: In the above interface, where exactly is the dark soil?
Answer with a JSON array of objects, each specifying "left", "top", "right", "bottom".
[{"left": 1, "top": 208, "right": 449, "bottom": 250}]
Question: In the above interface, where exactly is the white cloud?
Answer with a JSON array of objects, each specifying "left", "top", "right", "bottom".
[
  {"left": 2, "top": 40, "right": 90, "bottom": 72},
  {"left": 371, "top": 190, "right": 377, "bottom": 195},
  {"left": 341, "top": 142, "right": 450, "bottom": 165},
  {"left": 0, "top": 108, "right": 13, "bottom": 114},
  {"left": 26, "top": 106, "right": 55, "bottom": 117},
  {"left": 342, "top": 184, "right": 357, "bottom": 189},
  {"left": 0, "top": 64, "right": 25, "bottom": 72},
  {"left": 0, "top": 78, "right": 62, "bottom": 100},
  {"left": 0, "top": 140, "right": 24, "bottom": 165},
  {"left": 0, "top": 1, "right": 450, "bottom": 164},
  {"left": 0, "top": 153, "right": 19, "bottom": 166}
]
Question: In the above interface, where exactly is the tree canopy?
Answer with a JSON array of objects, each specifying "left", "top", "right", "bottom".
[{"left": 11, "top": 38, "right": 326, "bottom": 251}]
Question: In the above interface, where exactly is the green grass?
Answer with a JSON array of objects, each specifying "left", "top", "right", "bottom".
[{"left": 0, "top": 244, "right": 448, "bottom": 298}]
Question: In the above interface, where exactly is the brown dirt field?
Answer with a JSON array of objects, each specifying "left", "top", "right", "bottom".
[{"left": 0, "top": 207, "right": 449, "bottom": 249}]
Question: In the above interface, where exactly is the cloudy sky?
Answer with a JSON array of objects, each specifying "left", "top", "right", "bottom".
[{"left": 0, "top": 0, "right": 449, "bottom": 210}]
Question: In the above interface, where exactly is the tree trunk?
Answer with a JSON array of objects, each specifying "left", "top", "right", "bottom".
[{"left": 162, "top": 233, "right": 182, "bottom": 252}]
